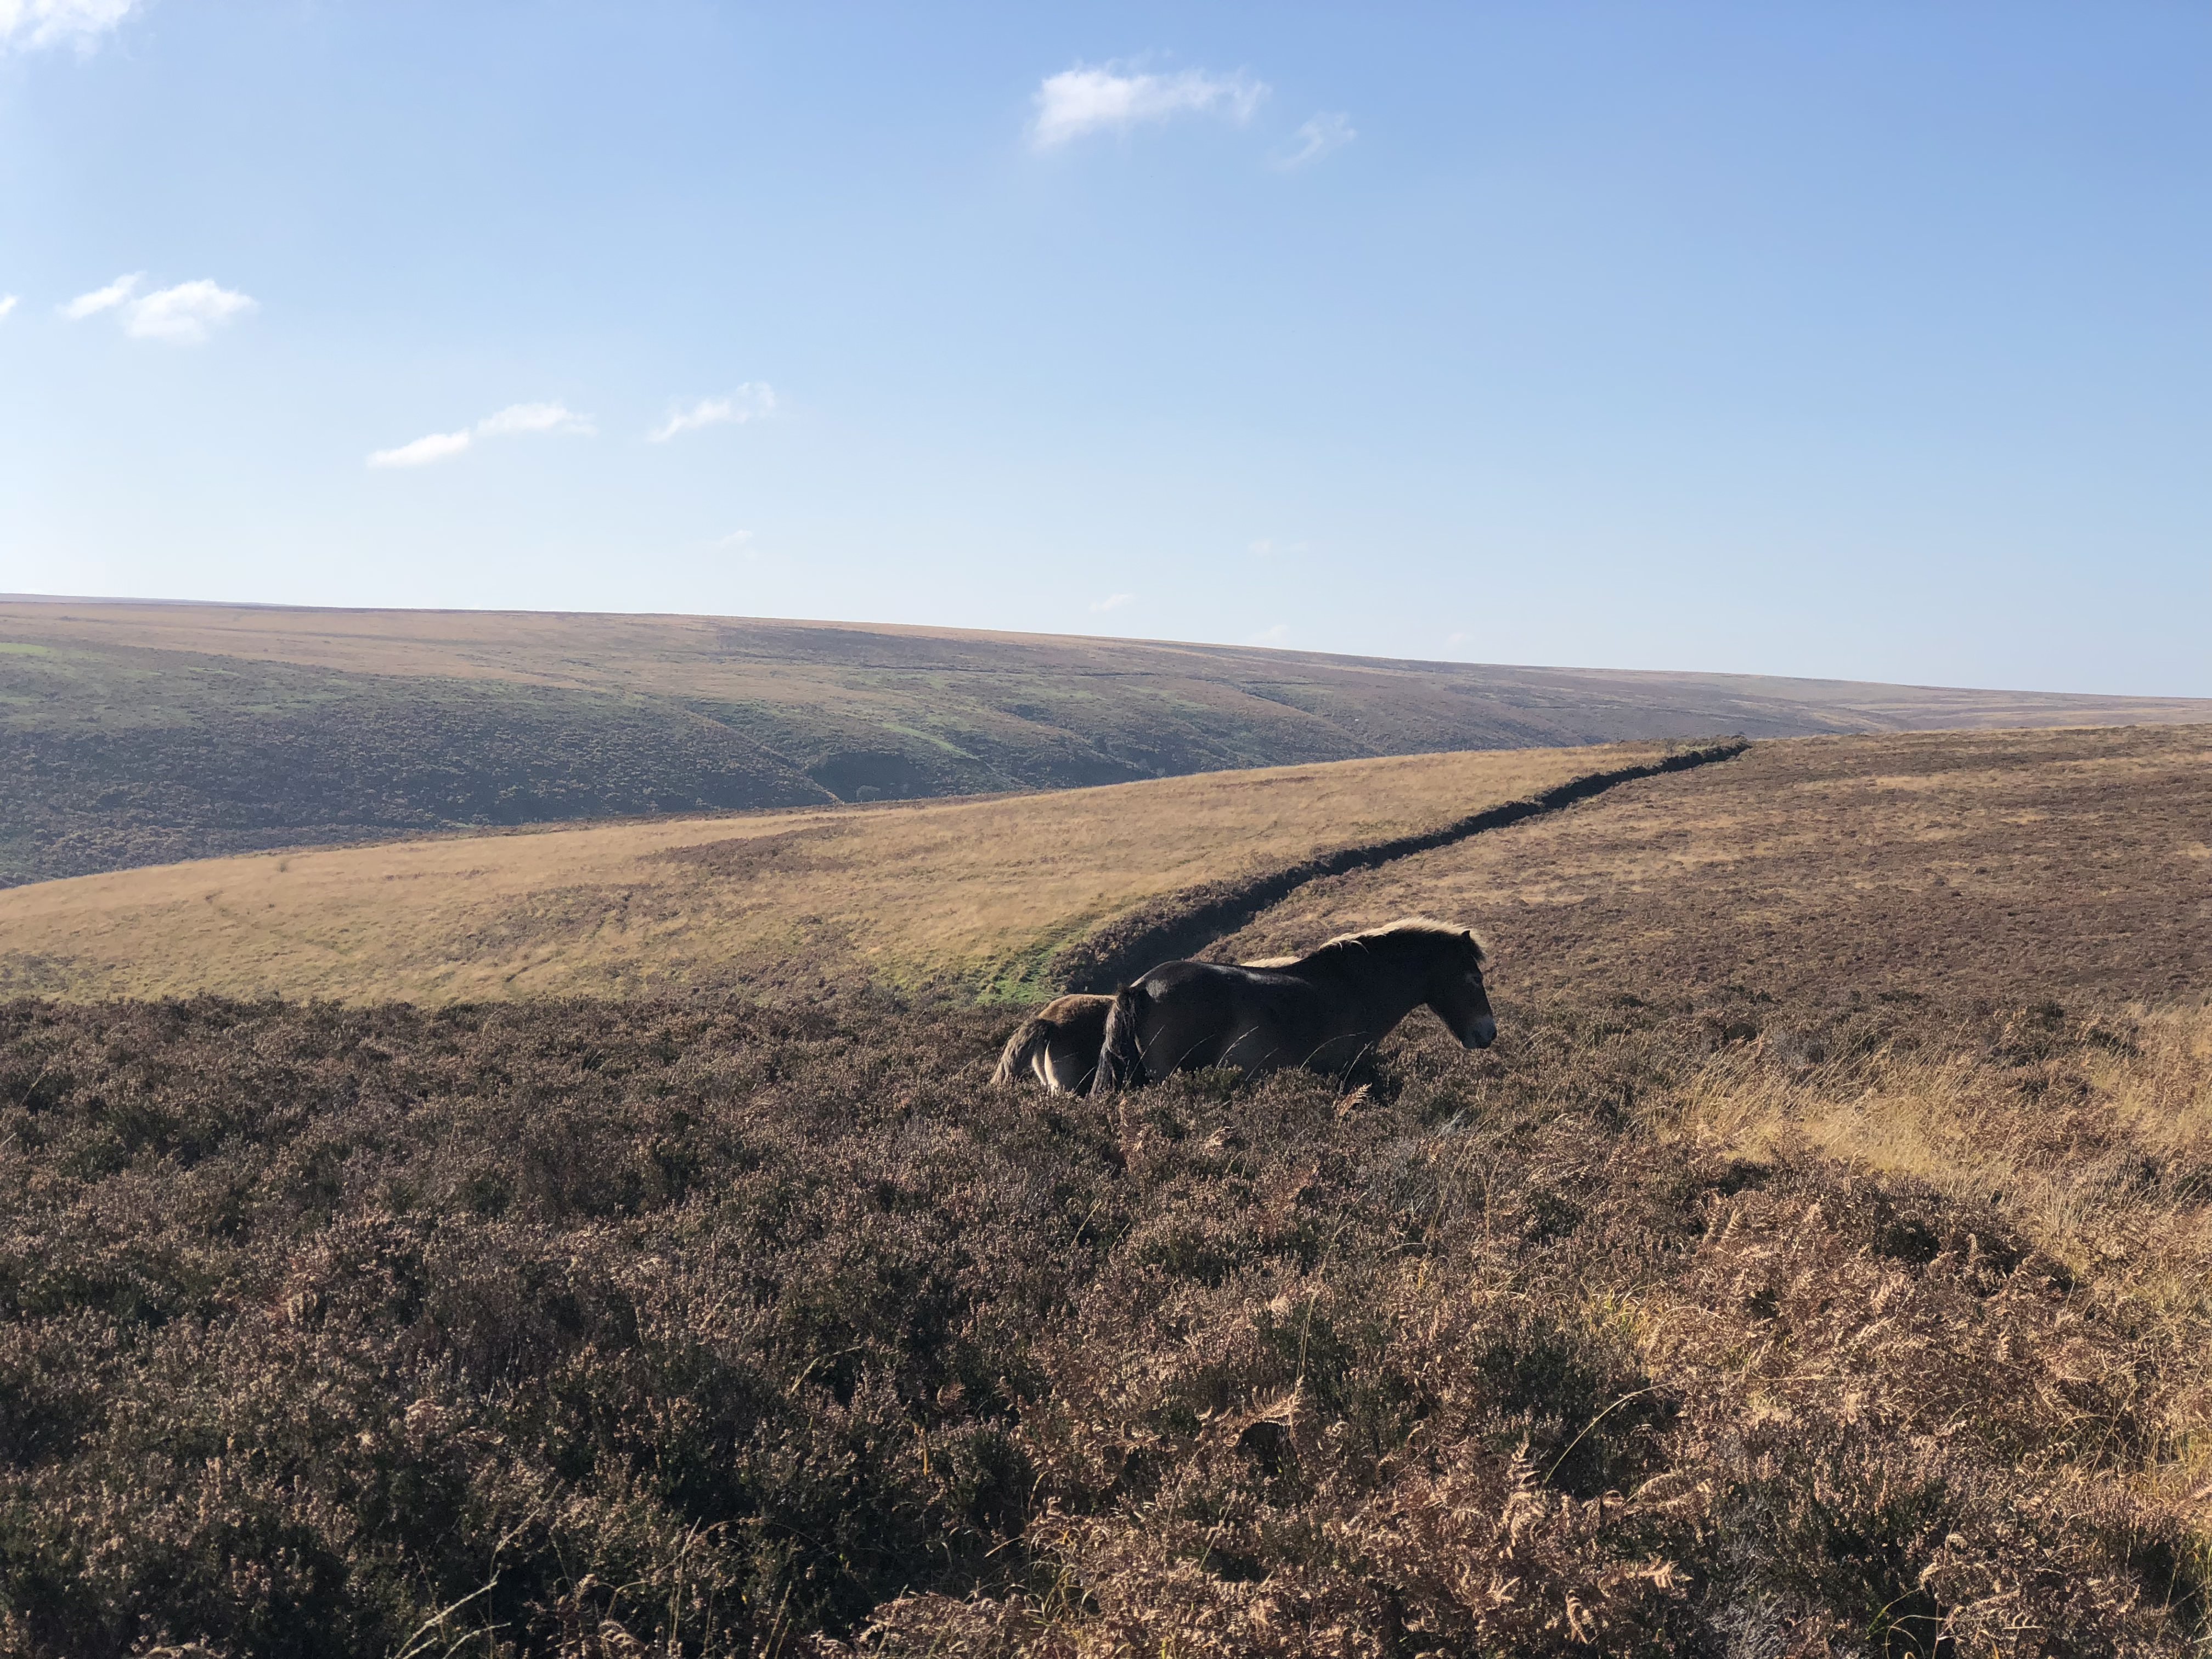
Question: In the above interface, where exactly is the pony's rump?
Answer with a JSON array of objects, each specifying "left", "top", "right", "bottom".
[
  {"left": 994, "top": 992, "right": 1115, "bottom": 1092},
  {"left": 991, "top": 1014, "right": 1056, "bottom": 1087}
]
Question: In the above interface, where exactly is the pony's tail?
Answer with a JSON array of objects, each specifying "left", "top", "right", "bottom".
[
  {"left": 1091, "top": 984, "right": 1149, "bottom": 1096},
  {"left": 992, "top": 1014, "right": 1055, "bottom": 1087}
]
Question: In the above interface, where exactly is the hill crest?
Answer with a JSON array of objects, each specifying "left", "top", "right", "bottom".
[{"left": 5, "top": 597, "right": 2207, "bottom": 889}]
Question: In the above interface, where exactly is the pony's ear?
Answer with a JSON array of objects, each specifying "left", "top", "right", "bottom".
[{"left": 1463, "top": 928, "right": 1488, "bottom": 963}]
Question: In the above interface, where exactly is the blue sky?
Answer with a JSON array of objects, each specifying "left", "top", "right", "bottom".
[{"left": 2, "top": 2, "right": 2206, "bottom": 695}]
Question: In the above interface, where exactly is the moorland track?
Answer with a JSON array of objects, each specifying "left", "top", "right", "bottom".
[{"left": 1053, "top": 737, "right": 1748, "bottom": 992}]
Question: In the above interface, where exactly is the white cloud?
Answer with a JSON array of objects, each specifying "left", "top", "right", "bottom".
[
  {"left": 648, "top": 383, "right": 776, "bottom": 442},
  {"left": 718, "top": 529, "right": 754, "bottom": 549},
  {"left": 475, "top": 400, "right": 594, "bottom": 437},
  {"left": 368, "top": 430, "right": 472, "bottom": 469},
  {"left": 1246, "top": 624, "right": 1291, "bottom": 647},
  {"left": 1089, "top": 592, "right": 1134, "bottom": 613},
  {"left": 1445, "top": 630, "right": 1470, "bottom": 648},
  {"left": 1276, "top": 111, "right": 1355, "bottom": 170},
  {"left": 1031, "top": 63, "right": 1266, "bottom": 149},
  {"left": 123, "top": 279, "right": 257, "bottom": 343},
  {"left": 63, "top": 274, "right": 257, "bottom": 343},
  {"left": 0, "top": 295, "right": 17, "bottom": 322},
  {"left": 62, "top": 272, "right": 141, "bottom": 320},
  {"left": 367, "top": 400, "right": 595, "bottom": 469},
  {"left": 0, "top": 0, "right": 139, "bottom": 51},
  {"left": 1248, "top": 538, "right": 1308, "bottom": 559}
]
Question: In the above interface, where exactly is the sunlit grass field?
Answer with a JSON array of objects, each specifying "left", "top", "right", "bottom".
[{"left": 0, "top": 740, "right": 1674, "bottom": 1005}]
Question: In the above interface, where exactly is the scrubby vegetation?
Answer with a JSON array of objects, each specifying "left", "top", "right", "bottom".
[
  {"left": 3, "top": 987, "right": 2206, "bottom": 1656},
  {"left": 1221, "top": 724, "right": 2212, "bottom": 1014},
  {"left": 0, "top": 643, "right": 825, "bottom": 888}
]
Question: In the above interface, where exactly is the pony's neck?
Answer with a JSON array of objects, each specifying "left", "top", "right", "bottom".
[{"left": 1300, "top": 941, "right": 1439, "bottom": 1035}]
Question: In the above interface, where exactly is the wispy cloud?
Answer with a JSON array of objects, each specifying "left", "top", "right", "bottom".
[
  {"left": 0, "top": 0, "right": 139, "bottom": 52},
  {"left": 1276, "top": 111, "right": 1355, "bottom": 170},
  {"left": 63, "top": 273, "right": 257, "bottom": 343},
  {"left": 1031, "top": 63, "right": 1266, "bottom": 149},
  {"left": 648, "top": 383, "right": 776, "bottom": 442},
  {"left": 1088, "top": 592, "right": 1135, "bottom": 613},
  {"left": 62, "top": 272, "right": 141, "bottom": 320},
  {"left": 1246, "top": 624, "right": 1291, "bottom": 647},
  {"left": 368, "top": 430, "right": 473, "bottom": 469},
  {"left": 0, "top": 295, "right": 18, "bottom": 323},
  {"left": 123, "top": 279, "right": 256, "bottom": 343},
  {"left": 1248, "top": 538, "right": 1309, "bottom": 559},
  {"left": 475, "top": 401, "right": 594, "bottom": 437},
  {"left": 368, "top": 401, "right": 594, "bottom": 469}
]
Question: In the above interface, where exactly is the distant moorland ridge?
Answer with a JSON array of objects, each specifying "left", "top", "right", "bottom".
[{"left": 5, "top": 595, "right": 2208, "bottom": 888}]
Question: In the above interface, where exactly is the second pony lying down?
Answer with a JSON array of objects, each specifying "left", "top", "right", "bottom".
[{"left": 1091, "top": 918, "right": 1495, "bottom": 1094}]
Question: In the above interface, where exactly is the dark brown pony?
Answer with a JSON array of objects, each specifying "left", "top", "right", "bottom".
[{"left": 1090, "top": 918, "right": 1495, "bottom": 1093}]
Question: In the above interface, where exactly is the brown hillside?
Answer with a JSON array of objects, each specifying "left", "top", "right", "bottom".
[
  {"left": 1212, "top": 722, "right": 2212, "bottom": 1015},
  {"left": 11, "top": 597, "right": 2209, "bottom": 738}
]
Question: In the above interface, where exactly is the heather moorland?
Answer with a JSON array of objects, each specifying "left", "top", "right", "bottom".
[{"left": 2, "top": 724, "right": 2208, "bottom": 1655}]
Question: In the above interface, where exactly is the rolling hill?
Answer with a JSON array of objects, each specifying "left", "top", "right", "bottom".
[
  {"left": 6, "top": 595, "right": 2207, "bottom": 889},
  {"left": 0, "top": 738, "right": 1704, "bottom": 1005},
  {"left": 7, "top": 718, "right": 2205, "bottom": 1021}
]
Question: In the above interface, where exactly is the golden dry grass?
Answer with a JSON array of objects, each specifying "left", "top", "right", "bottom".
[
  {"left": 1689, "top": 1006, "right": 2212, "bottom": 1309},
  {"left": 1663, "top": 998, "right": 2212, "bottom": 1521},
  {"left": 0, "top": 740, "right": 1665, "bottom": 1005}
]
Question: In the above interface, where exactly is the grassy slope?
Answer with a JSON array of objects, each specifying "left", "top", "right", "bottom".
[
  {"left": 8, "top": 599, "right": 2209, "bottom": 888},
  {"left": 0, "top": 741, "right": 1673, "bottom": 1005},
  {"left": 1214, "top": 722, "right": 2212, "bottom": 1011},
  {"left": 2, "top": 725, "right": 2210, "bottom": 1652}
]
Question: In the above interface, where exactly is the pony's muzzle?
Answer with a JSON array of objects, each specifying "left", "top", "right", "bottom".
[{"left": 1465, "top": 1013, "right": 1498, "bottom": 1049}]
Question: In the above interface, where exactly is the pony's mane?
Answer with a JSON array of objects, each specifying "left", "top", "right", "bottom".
[{"left": 1304, "top": 916, "right": 1487, "bottom": 965}]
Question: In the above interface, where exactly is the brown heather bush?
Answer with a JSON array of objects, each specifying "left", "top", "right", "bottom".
[{"left": 1, "top": 989, "right": 2208, "bottom": 1656}]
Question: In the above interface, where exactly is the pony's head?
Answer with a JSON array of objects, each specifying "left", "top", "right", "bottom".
[{"left": 1426, "top": 925, "right": 1496, "bottom": 1049}]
